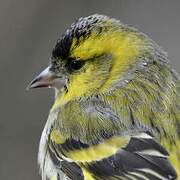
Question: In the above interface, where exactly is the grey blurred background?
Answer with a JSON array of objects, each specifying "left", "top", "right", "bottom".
[{"left": 0, "top": 0, "right": 179, "bottom": 179}]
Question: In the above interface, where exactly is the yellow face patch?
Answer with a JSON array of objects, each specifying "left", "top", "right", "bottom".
[{"left": 53, "top": 29, "right": 145, "bottom": 108}]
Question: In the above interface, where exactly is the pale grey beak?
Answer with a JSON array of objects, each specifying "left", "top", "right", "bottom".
[{"left": 27, "top": 66, "right": 66, "bottom": 90}]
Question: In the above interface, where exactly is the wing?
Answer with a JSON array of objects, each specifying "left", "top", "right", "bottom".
[
  {"left": 83, "top": 133, "right": 177, "bottom": 180},
  {"left": 48, "top": 141, "right": 83, "bottom": 180},
  {"left": 48, "top": 131, "right": 177, "bottom": 180}
]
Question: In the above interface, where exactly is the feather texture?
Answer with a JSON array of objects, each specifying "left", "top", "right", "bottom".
[{"left": 35, "top": 14, "right": 180, "bottom": 179}]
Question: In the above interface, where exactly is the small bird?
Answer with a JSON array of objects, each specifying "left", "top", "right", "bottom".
[{"left": 28, "top": 14, "right": 180, "bottom": 180}]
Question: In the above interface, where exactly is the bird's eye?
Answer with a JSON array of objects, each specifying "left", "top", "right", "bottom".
[{"left": 67, "top": 58, "right": 84, "bottom": 72}]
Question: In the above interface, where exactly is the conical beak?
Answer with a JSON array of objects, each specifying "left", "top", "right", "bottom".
[{"left": 27, "top": 67, "right": 58, "bottom": 90}]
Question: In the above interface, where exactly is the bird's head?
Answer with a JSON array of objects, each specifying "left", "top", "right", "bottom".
[{"left": 28, "top": 14, "right": 147, "bottom": 106}]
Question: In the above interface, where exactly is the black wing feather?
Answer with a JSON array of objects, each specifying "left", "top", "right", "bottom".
[{"left": 83, "top": 136, "right": 177, "bottom": 180}]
